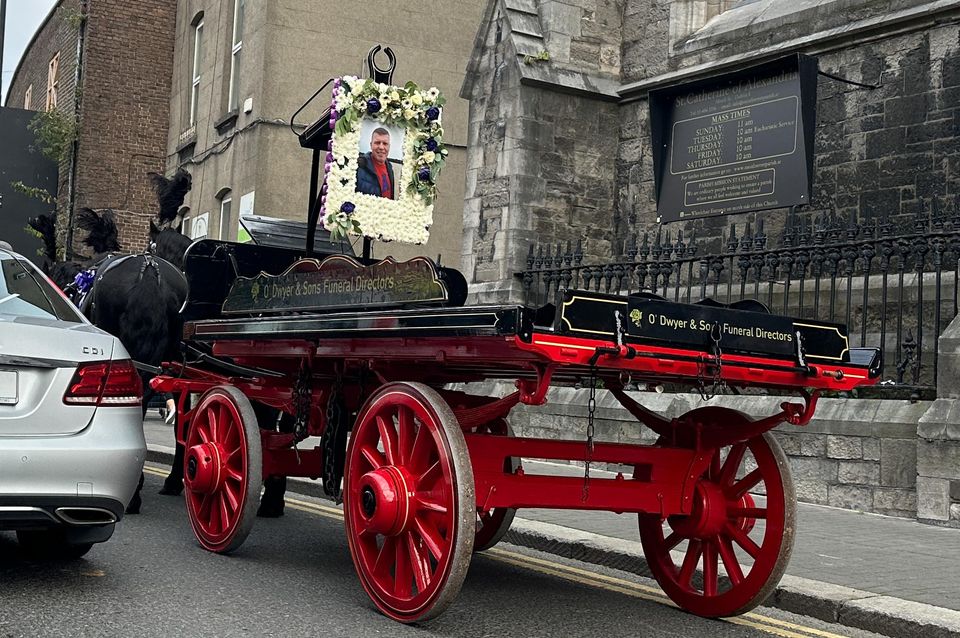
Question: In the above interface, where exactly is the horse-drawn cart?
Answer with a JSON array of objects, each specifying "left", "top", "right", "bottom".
[
  {"left": 150, "top": 52, "right": 881, "bottom": 623},
  {"left": 152, "top": 236, "right": 879, "bottom": 622}
]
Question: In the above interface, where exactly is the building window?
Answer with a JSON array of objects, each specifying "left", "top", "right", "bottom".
[
  {"left": 46, "top": 53, "right": 59, "bottom": 110},
  {"left": 190, "top": 19, "right": 204, "bottom": 126},
  {"left": 227, "top": 0, "right": 244, "bottom": 112},
  {"left": 219, "top": 196, "right": 233, "bottom": 240},
  {"left": 24, "top": 85, "right": 32, "bottom": 110}
]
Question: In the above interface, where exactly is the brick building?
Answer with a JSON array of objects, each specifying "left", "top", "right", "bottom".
[
  {"left": 167, "top": 0, "right": 483, "bottom": 265},
  {"left": 5, "top": 0, "right": 176, "bottom": 254}
]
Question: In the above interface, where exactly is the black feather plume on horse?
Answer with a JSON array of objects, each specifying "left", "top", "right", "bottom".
[
  {"left": 149, "top": 169, "right": 192, "bottom": 226},
  {"left": 27, "top": 213, "right": 82, "bottom": 290},
  {"left": 27, "top": 214, "right": 58, "bottom": 263},
  {"left": 75, "top": 208, "right": 121, "bottom": 255}
]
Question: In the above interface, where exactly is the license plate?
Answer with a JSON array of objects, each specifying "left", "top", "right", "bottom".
[{"left": 0, "top": 370, "right": 18, "bottom": 405}]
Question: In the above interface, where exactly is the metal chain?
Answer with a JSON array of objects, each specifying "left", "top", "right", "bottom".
[
  {"left": 696, "top": 323, "right": 724, "bottom": 400},
  {"left": 292, "top": 363, "right": 313, "bottom": 442},
  {"left": 582, "top": 362, "right": 597, "bottom": 502},
  {"left": 322, "top": 370, "right": 345, "bottom": 502}
]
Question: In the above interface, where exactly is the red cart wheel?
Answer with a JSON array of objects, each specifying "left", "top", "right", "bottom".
[
  {"left": 182, "top": 385, "right": 262, "bottom": 554},
  {"left": 473, "top": 418, "right": 518, "bottom": 552},
  {"left": 344, "top": 382, "right": 475, "bottom": 623},
  {"left": 639, "top": 414, "right": 795, "bottom": 618}
]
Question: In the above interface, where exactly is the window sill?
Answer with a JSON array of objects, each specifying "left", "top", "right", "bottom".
[
  {"left": 214, "top": 110, "right": 239, "bottom": 134},
  {"left": 175, "top": 129, "right": 197, "bottom": 154}
]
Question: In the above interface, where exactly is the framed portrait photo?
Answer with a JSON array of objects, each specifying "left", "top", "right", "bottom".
[{"left": 321, "top": 76, "right": 447, "bottom": 244}]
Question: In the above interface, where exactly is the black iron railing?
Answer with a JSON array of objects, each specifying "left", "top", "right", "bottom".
[{"left": 518, "top": 202, "right": 960, "bottom": 394}]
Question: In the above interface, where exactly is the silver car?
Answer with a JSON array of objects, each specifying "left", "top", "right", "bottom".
[{"left": 0, "top": 246, "right": 145, "bottom": 559}]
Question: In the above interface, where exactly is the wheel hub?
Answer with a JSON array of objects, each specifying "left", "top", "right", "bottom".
[
  {"left": 184, "top": 442, "right": 223, "bottom": 494},
  {"left": 668, "top": 481, "right": 730, "bottom": 539},
  {"left": 356, "top": 466, "right": 411, "bottom": 536}
]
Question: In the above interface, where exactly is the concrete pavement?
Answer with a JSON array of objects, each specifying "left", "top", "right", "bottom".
[{"left": 142, "top": 416, "right": 960, "bottom": 638}]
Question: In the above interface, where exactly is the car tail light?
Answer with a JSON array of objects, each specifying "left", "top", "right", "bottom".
[{"left": 63, "top": 360, "right": 142, "bottom": 407}]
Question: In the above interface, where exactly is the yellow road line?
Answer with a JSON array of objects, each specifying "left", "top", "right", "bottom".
[{"left": 141, "top": 464, "right": 851, "bottom": 637}]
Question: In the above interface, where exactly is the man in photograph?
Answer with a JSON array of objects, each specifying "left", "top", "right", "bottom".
[{"left": 356, "top": 128, "right": 396, "bottom": 199}]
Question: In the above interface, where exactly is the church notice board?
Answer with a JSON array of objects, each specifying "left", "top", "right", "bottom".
[{"left": 649, "top": 54, "right": 818, "bottom": 223}]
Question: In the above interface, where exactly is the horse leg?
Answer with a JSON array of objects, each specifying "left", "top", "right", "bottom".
[
  {"left": 255, "top": 405, "right": 292, "bottom": 518},
  {"left": 126, "top": 391, "right": 154, "bottom": 515},
  {"left": 159, "top": 442, "right": 185, "bottom": 496},
  {"left": 126, "top": 472, "right": 145, "bottom": 515},
  {"left": 160, "top": 392, "right": 185, "bottom": 495}
]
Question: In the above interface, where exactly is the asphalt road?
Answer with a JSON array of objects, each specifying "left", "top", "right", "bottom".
[{"left": 0, "top": 467, "right": 885, "bottom": 638}]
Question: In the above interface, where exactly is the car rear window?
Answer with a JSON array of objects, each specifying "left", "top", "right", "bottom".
[{"left": 0, "top": 252, "right": 83, "bottom": 323}]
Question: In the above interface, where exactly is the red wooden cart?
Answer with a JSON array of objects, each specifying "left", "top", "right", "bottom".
[{"left": 151, "top": 248, "right": 880, "bottom": 622}]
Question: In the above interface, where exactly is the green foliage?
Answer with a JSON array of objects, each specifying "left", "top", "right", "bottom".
[
  {"left": 523, "top": 50, "right": 551, "bottom": 65},
  {"left": 29, "top": 110, "right": 77, "bottom": 164},
  {"left": 61, "top": 7, "right": 87, "bottom": 30},
  {"left": 328, "top": 216, "right": 362, "bottom": 243},
  {"left": 11, "top": 181, "right": 54, "bottom": 204}
]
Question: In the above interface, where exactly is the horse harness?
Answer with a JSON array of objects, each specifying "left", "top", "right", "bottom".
[{"left": 71, "top": 253, "right": 165, "bottom": 315}]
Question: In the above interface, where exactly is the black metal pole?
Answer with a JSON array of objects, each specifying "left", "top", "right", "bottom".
[
  {"left": 0, "top": 0, "right": 7, "bottom": 103},
  {"left": 305, "top": 147, "right": 320, "bottom": 256}
]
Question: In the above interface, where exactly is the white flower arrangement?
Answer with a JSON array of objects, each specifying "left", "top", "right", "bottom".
[{"left": 322, "top": 76, "right": 448, "bottom": 244}]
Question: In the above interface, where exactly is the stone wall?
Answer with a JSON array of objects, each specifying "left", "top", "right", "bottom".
[
  {"left": 917, "top": 313, "right": 960, "bottom": 526},
  {"left": 617, "top": 4, "right": 960, "bottom": 256},
  {"left": 462, "top": 0, "right": 621, "bottom": 302}
]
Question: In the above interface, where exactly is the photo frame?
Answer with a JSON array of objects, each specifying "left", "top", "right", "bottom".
[{"left": 321, "top": 76, "right": 447, "bottom": 244}]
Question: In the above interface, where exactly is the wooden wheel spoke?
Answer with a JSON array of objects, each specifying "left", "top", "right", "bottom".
[
  {"left": 702, "top": 540, "right": 718, "bottom": 596},
  {"left": 414, "top": 517, "right": 447, "bottom": 562},
  {"left": 418, "top": 461, "right": 441, "bottom": 489},
  {"left": 663, "top": 531, "right": 683, "bottom": 552},
  {"left": 219, "top": 493, "right": 231, "bottom": 531},
  {"left": 360, "top": 444, "right": 385, "bottom": 470},
  {"left": 717, "top": 535, "right": 745, "bottom": 585},
  {"left": 209, "top": 494, "right": 221, "bottom": 533},
  {"left": 719, "top": 443, "right": 747, "bottom": 486},
  {"left": 678, "top": 539, "right": 702, "bottom": 589},
  {"left": 409, "top": 423, "right": 431, "bottom": 473},
  {"left": 208, "top": 407, "right": 219, "bottom": 442},
  {"left": 397, "top": 407, "right": 414, "bottom": 466},
  {"left": 415, "top": 496, "right": 448, "bottom": 515},
  {"left": 198, "top": 493, "right": 213, "bottom": 520},
  {"left": 729, "top": 506, "right": 767, "bottom": 520},
  {"left": 373, "top": 536, "right": 397, "bottom": 580},
  {"left": 393, "top": 535, "right": 413, "bottom": 598},
  {"left": 728, "top": 468, "right": 763, "bottom": 500},
  {"left": 197, "top": 423, "right": 210, "bottom": 445},
  {"left": 726, "top": 521, "right": 761, "bottom": 559},
  {"left": 376, "top": 415, "right": 398, "bottom": 465},
  {"left": 406, "top": 532, "right": 431, "bottom": 593},
  {"left": 223, "top": 482, "right": 240, "bottom": 512}
]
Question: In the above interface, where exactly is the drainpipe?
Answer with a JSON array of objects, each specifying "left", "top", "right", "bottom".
[
  {"left": 64, "top": 0, "right": 87, "bottom": 258},
  {"left": 1, "top": 0, "right": 7, "bottom": 100}
]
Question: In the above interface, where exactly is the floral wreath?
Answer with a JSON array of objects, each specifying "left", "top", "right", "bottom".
[{"left": 321, "top": 76, "right": 447, "bottom": 244}]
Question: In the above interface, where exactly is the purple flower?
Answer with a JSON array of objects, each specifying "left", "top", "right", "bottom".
[
  {"left": 425, "top": 137, "right": 438, "bottom": 151},
  {"left": 426, "top": 106, "right": 440, "bottom": 121},
  {"left": 417, "top": 166, "right": 432, "bottom": 182},
  {"left": 366, "top": 98, "right": 382, "bottom": 114},
  {"left": 341, "top": 201, "right": 356, "bottom": 214}
]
